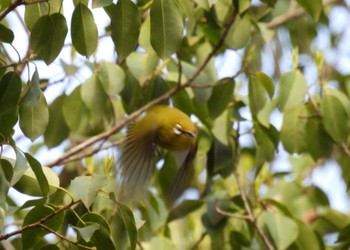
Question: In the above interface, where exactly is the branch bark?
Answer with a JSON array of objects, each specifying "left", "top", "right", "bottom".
[
  {"left": 266, "top": 0, "right": 342, "bottom": 29},
  {"left": 0, "top": 200, "right": 81, "bottom": 241}
]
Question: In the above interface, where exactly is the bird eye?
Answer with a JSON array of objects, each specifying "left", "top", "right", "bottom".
[{"left": 173, "top": 124, "right": 183, "bottom": 135}]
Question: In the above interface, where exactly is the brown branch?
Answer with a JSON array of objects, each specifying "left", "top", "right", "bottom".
[
  {"left": 266, "top": 0, "right": 342, "bottom": 29},
  {"left": 45, "top": 10, "right": 238, "bottom": 168},
  {"left": 0, "top": 0, "right": 24, "bottom": 21},
  {"left": 0, "top": 200, "right": 81, "bottom": 241},
  {"left": 38, "top": 224, "right": 81, "bottom": 248},
  {"left": 341, "top": 143, "right": 350, "bottom": 157},
  {"left": 0, "top": 0, "right": 48, "bottom": 22},
  {"left": 228, "top": 122, "right": 274, "bottom": 249},
  {"left": 59, "top": 138, "right": 126, "bottom": 165},
  {"left": 215, "top": 205, "right": 250, "bottom": 220},
  {"left": 234, "top": 172, "right": 275, "bottom": 250}
]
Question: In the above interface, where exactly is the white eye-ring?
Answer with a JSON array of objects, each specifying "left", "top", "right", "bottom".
[{"left": 173, "top": 124, "right": 183, "bottom": 135}]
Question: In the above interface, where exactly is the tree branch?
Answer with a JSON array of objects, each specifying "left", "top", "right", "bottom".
[
  {"left": 234, "top": 172, "right": 275, "bottom": 250},
  {"left": 266, "top": 0, "right": 342, "bottom": 29},
  {"left": 0, "top": 0, "right": 24, "bottom": 21},
  {"left": 45, "top": 10, "right": 238, "bottom": 168},
  {"left": 0, "top": 200, "right": 81, "bottom": 241},
  {"left": 227, "top": 122, "right": 275, "bottom": 249},
  {"left": 215, "top": 205, "right": 250, "bottom": 220}
]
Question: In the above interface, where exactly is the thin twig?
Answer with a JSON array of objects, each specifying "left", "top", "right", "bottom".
[
  {"left": 59, "top": 138, "right": 126, "bottom": 165},
  {"left": 45, "top": 10, "right": 238, "bottom": 168},
  {"left": 230, "top": 120, "right": 274, "bottom": 249},
  {"left": 341, "top": 143, "right": 350, "bottom": 157},
  {"left": 0, "top": 0, "right": 23, "bottom": 21},
  {"left": 234, "top": 172, "right": 275, "bottom": 250},
  {"left": 0, "top": 200, "right": 81, "bottom": 240},
  {"left": 189, "top": 232, "right": 208, "bottom": 250},
  {"left": 215, "top": 205, "right": 250, "bottom": 220},
  {"left": 38, "top": 224, "right": 77, "bottom": 245}
]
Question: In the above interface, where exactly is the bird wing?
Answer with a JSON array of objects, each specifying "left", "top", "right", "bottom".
[
  {"left": 118, "top": 122, "right": 159, "bottom": 202},
  {"left": 168, "top": 138, "right": 199, "bottom": 205}
]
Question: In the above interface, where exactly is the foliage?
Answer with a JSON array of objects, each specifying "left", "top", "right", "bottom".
[{"left": 0, "top": 0, "right": 349, "bottom": 249}]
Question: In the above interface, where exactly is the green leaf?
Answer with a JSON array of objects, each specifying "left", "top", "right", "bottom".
[
  {"left": 257, "top": 98, "right": 279, "bottom": 128},
  {"left": 106, "top": 0, "right": 141, "bottom": 62},
  {"left": 0, "top": 160, "right": 11, "bottom": 202},
  {"left": 40, "top": 245, "right": 60, "bottom": 250},
  {"left": 81, "top": 74, "right": 109, "bottom": 114},
  {"left": 312, "top": 208, "right": 350, "bottom": 234},
  {"left": 262, "top": 211, "right": 299, "bottom": 249},
  {"left": 0, "top": 72, "right": 21, "bottom": 138},
  {"left": 19, "top": 92, "right": 49, "bottom": 142},
  {"left": 255, "top": 122, "right": 279, "bottom": 162},
  {"left": 78, "top": 213, "right": 115, "bottom": 249},
  {"left": 71, "top": 175, "right": 107, "bottom": 208},
  {"left": 73, "top": 223, "right": 100, "bottom": 242},
  {"left": 0, "top": 23, "right": 14, "bottom": 43},
  {"left": 62, "top": 86, "right": 90, "bottom": 133},
  {"left": 320, "top": 93, "right": 349, "bottom": 143},
  {"left": 25, "top": 153, "right": 49, "bottom": 197},
  {"left": 22, "top": 205, "right": 65, "bottom": 248},
  {"left": 280, "top": 105, "right": 308, "bottom": 154},
  {"left": 44, "top": 95, "right": 70, "bottom": 148},
  {"left": 13, "top": 163, "right": 60, "bottom": 196},
  {"left": 0, "top": 106, "right": 18, "bottom": 140},
  {"left": 256, "top": 72, "right": 274, "bottom": 98},
  {"left": 211, "top": 109, "right": 231, "bottom": 145},
  {"left": 30, "top": 13, "right": 68, "bottom": 64},
  {"left": 192, "top": 0, "right": 210, "bottom": 10},
  {"left": 12, "top": 148, "right": 29, "bottom": 185},
  {"left": 305, "top": 112, "right": 333, "bottom": 160},
  {"left": 98, "top": 61, "right": 125, "bottom": 95},
  {"left": 150, "top": 236, "right": 176, "bottom": 250},
  {"left": 80, "top": 212, "right": 111, "bottom": 233},
  {"left": 139, "top": 16, "right": 156, "bottom": 54},
  {"left": 294, "top": 220, "right": 322, "bottom": 250},
  {"left": 71, "top": 3, "right": 98, "bottom": 57},
  {"left": 296, "top": 0, "right": 322, "bottom": 21},
  {"left": 338, "top": 224, "right": 350, "bottom": 245},
  {"left": 125, "top": 52, "right": 159, "bottom": 84},
  {"left": 150, "top": 0, "right": 184, "bottom": 58},
  {"left": 225, "top": 14, "right": 251, "bottom": 49},
  {"left": 278, "top": 71, "right": 308, "bottom": 111},
  {"left": 92, "top": 0, "right": 112, "bottom": 8},
  {"left": 20, "top": 198, "right": 46, "bottom": 209},
  {"left": 0, "top": 71, "right": 21, "bottom": 116},
  {"left": 117, "top": 202, "right": 137, "bottom": 250},
  {"left": 167, "top": 199, "right": 204, "bottom": 222},
  {"left": 21, "top": 70, "right": 41, "bottom": 106},
  {"left": 208, "top": 78, "right": 234, "bottom": 118},
  {"left": 248, "top": 76, "right": 268, "bottom": 117},
  {"left": 24, "top": 0, "right": 62, "bottom": 31},
  {"left": 0, "top": 207, "right": 4, "bottom": 232},
  {"left": 214, "top": 0, "right": 233, "bottom": 26}
]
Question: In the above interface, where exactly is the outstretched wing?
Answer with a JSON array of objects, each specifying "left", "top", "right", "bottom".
[
  {"left": 118, "top": 122, "right": 158, "bottom": 202},
  {"left": 168, "top": 138, "right": 198, "bottom": 205}
]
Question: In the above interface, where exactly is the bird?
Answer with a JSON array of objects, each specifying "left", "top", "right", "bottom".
[{"left": 118, "top": 105, "right": 198, "bottom": 204}]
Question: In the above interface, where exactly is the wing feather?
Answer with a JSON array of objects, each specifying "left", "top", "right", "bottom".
[{"left": 118, "top": 122, "right": 158, "bottom": 201}]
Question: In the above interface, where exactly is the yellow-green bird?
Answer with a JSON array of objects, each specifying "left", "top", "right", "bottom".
[{"left": 118, "top": 105, "right": 198, "bottom": 204}]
